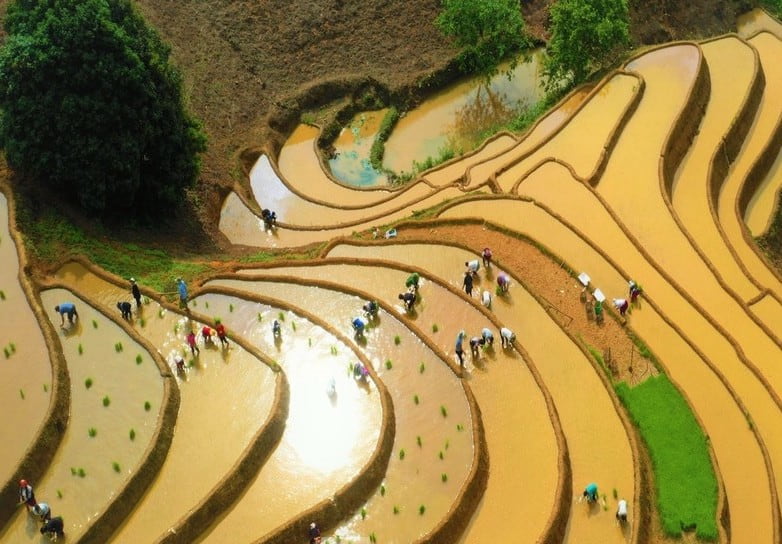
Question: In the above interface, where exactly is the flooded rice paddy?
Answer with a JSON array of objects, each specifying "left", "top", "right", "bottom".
[{"left": 9, "top": 14, "right": 782, "bottom": 543}]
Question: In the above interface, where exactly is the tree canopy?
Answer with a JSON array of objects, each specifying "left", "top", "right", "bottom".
[
  {"left": 435, "top": 0, "right": 529, "bottom": 76},
  {"left": 544, "top": 0, "right": 630, "bottom": 89},
  {"left": 0, "top": 0, "right": 206, "bottom": 219}
]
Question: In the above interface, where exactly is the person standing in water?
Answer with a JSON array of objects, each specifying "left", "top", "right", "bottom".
[
  {"left": 186, "top": 330, "right": 200, "bottom": 356},
  {"left": 130, "top": 278, "right": 142, "bottom": 310},
  {"left": 455, "top": 330, "right": 466, "bottom": 367},
  {"left": 463, "top": 272, "right": 474, "bottom": 297},
  {"left": 215, "top": 319, "right": 230, "bottom": 348},
  {"left": 18, "top": 479, "right": 36, "bottom": 511},
  {"left": 117, "top": 301, "right": 132, "bottom": 320},
  {"left": 177, "top": 278, "right": 189, "bottom": 309},
  {"left": 616, "top": 498, "right": 628, "bottom": 523},
  {"left": 54, "top": 303, "right": 78, "bottom": 327},
  {"left": 482, "top": 247, "right": 492, "bottom": 268}
]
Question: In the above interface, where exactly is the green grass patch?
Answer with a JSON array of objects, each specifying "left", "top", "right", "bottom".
[{"left": 615, "top": 375, "right": 718, "bottom": 540}]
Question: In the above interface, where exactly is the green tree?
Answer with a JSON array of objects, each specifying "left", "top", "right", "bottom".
[
  {"left": 435, "top": 0, "right": 529, "bottom": 76},
  {"left": 544, "top": 0, "right": 630, "bottom": 89},
  {"left": 0, "top": 0, "right": 206, "bottom": 219}
]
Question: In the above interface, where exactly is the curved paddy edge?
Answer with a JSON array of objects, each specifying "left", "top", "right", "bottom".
[
  {"left": 0, "top": 182, "right": 70, "bottom": 531},
  {"left": 223, "top": 270, "right": 570, "bottom": 544}
]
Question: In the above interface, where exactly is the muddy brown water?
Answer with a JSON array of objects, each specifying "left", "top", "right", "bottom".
[
  {"left": 0, "top": 193, "right": 50, "bottom": 487},
  {"left": 496, "top": 73, "right": 640, "bottom": 192},
  {"left": 737, "top": 7, "right": 782, "bottom": 39},
  {"left": 745, "top": 142, "right": 782, "bottom": 237},
  {"left": 440, "top": 197, "right": 776, "bottom": 543},
  {"left": 182, "top": 292, "right": 383, "bottom": 544},
  {"left": 671, "top": 36, "right": 761, "bottom": 302},
  {"left": 716, "top": 32, "right": 782, "bottom": 296},
  {"left": 218, "top": 183, "right": 466, "bottom": 248},
  {"left": 424, "top": 87, "right": 591, "bottom": 190},
  {"left": 205, "top": 278, "right": 472, "bottom": 543},
  {"left": 279, "top": 126, "right": 394, "bottom": 206},
  {"left": 383, "top": 51, "right": 546, "bottom": 174},
  {"left": 52, "top": 264, "right": 277, "bottom": 543},
  {"left": 0, "top": 288, "right": 162, "bottom": 543},
  {"left": 322, "top": 246, "right": 634, "bottom": 543},
  {"left": 329, "top": 110, "right": 390, "bottom": 186}
]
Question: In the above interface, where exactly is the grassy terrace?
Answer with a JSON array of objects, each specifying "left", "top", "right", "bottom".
[{"left": 616, "top": 375, "right": 718, "bottom": 540}]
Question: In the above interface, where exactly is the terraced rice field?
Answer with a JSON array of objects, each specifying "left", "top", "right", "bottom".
[{"left": 5, "top": 9, "right": 782, "bottom": 544}]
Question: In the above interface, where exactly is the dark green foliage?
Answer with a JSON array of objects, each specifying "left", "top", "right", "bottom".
[
  {"left": 544, "top": 0, "right": 630, "bottom": 89},
  {"left": 0, "top": 0, "right": 206, "bottom": 219},
  {"left": 435, "top": 0, "right": 529, "bottom": 77},
  {"left": 615, "top": 376, "right": 718, "bottom": 539}
]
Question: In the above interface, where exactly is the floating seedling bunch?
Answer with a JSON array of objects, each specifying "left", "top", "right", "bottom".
[
  {"left": 419, "top": 362, "right": 425, "bottom": 373},
  {"left": 144, "top": 401, "right": 151, "bottom": 411},
  {"left": 129, "top": 429, "right": 136, "bottom": 441},
  {"left": 102, "top": 395, "right": 111, "bottom": 407},
  {"left": 0, "top": 290, "right": 5, "bottom": 300},
  {"left": 394, "top": 335, "right": 401, "bottom": 345},
  {"left": 432, "top": 323, "right": 438, "bottom": 333},
  {"left": 85, "top": 378, "right": 93, "bottom": 389},
  {"left": 70, "top": 467, "right": 86, "bottom": 478},
  {"left": 112, "top": 462, "right": 121, "bottom": 473},
  {"left": 78, "top": 344, "right": 84, "bottom": 355},
  {"left": 88, "top": 427, "right": 97, "bottom": 437},
  {"left": 114, "top": 341, "right": 124, "bottom": 353},
  {"left": 385, "top": 359, "right": 393, "bottom": 370},
  {"left": 135, "top": 354, "right": 143, "bottom": 365},
  {"left": 3, "top": 342, "right": 16, "bottom": 359},
  {"left": 440, "top": 405, "right": 448, "bottom": 417},
  {"left": 92, "top": 319, "right": 98, "bottom": 329},
  {"left": 413, "top": 394, "right": 420, "bottom": 405}
]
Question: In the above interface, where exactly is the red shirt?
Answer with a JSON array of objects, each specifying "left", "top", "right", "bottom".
[
  {"left": 215, "top": 323, "right": 226, "bottom": 337},
  {"left": 186, "top": 332, "right": 197, "bottom": 346}
]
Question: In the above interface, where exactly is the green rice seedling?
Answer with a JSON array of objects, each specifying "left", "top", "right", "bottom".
[
  {"left": 385, "top": 359, "right": 393, "bottom": 370},
  {"left": 291, "top": 321, "right": 296, "bottom": 331},
  {"left": 158, "top": 309, "right": 165, "bottom": 318},
  {"left": 3, "top": 347, "right": 8, "bottom": 359},
  {"left": 114, "top": 341, "right": 123, "bottom": 353},
  {"left": 432, "top": 323, "right": 438, "bottom": 333},
  {"left": 394, "top": 335, "right": 401, "bottom": 345},
  {"left": 444, "top": 439, "right": 449, "bottom": 450},
  {"left": 92, "top": 319, "right": 98, "bottom": 329},
  {"left": 278, "top": 311, "right": 285, "bottom": 321},
  {"left": 78, "top": 344, "right": 83, "bottom": 355},
  {"left": 257, "top": 313, "right": 263, "bottom": 322},
  {"left": 361, "top": 508, "right": 367, "bottom": 520},
  {"left": 136, "top": 354, "right": 143, "bottom": 365},
  {"left": 102, "top": 395, "right": 111, "bottom": 407},
  {"left": 419, "top": 362, "right": 425, "bottom": 373},
  {"left": 129, "top": 429, "right": 136, "bottom": 441},
  {"left": 613, "top": 488, "right": 618, "bottom": 499},
  {"left": 369, "top": 533, "right": 376, "bottom": 543},
  {"left": 331, "top": 346, "right": 338, "bottom": 356},
  {"left": 43, "top": 384, "right": 48, "bottom": 392},
  {"left": 144, "top": 401, "right": 151, "bottom": 411},
  {"left": 308, "top": 338, "right": 312, "bottom": 347},
  {"left": 380, "top": 484, "right": 385, "bottom": 496},
  {"left": 399, "top": 448, "right": 405, "bottom": 460},
  {"left": 229, "top": 303, "right": 234, "bottom": 312},
  {"left": 85, "top": 378, "right": 93, "bottom": 389},
  {"left": 417, "top": 436, "right": 422, "bottom": 447},
  {"left": 70, "top": 468, "right": 77, "bottom": 476},
  {"left": 393, "top": 505, "right": 400, "bottom": 515},
  {"left": 88, "top": 427, "right": 97, "bottom": 437},
  {"left": 456, "top": 423, "right": 464, "bottom": 431},
  {"left": 143, "top": 296, "right": 150, "bottom": 305},
  {"left": 0, "top": 290, "right": 5, "bottom": 300},
  {"left": 77, "top": 468, "right": 86, "bottom": 478},
  {"left": 174, "top": 322, "right": 180, "bottom": 334},
  {"left": 419, "top": 505, "right": 426, "bottom": 516},
  {"left": 8, "top": 342, "right": 15, "bottom": 353},
  {"left": 112, "top": 462, "right": 121, "bottom": 473},
  {"left": 192, "top": 300, "right": 198, "bottom": 307},
  {"left": 56, "top": 490, "right": 62, "bottom": 499},
  {"left": 413, "top": 394, "right": 419, "bottom": 405},
  {"left": 440, "top": 405, "right": 448, "bottom": 417},
  {"left": 205, "top": 301, "right": 209, "bottom": 309},
  {"left": 441, "top": 473, "right": 448, "bottom": 483},
  {"left": 19, "top": 389, "right": 25, "bottom": 399},
  {"left": 139, "top": 317, "right": 146, "bottom": 328},
  {"left": 439, "top": 451, "right": 444, "bottom": 460}
]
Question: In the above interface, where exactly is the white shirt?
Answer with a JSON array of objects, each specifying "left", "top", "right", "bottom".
[
  {"left": 617, "top": 499, "right": 628, "bottom": 517},
  {"left": 500, "top": 327, "right": 514, "bottom": 341},
  {"left": 482, "top": 291, "right": 492, "bottom": 308},
  {"left": 467, "top": 260, "right": 480, "bottom": 272}
]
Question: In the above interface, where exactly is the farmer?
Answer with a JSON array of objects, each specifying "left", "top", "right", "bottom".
[
  {"left": 497, "top": 273, "right": 510, "bottom": 293},
  {"left": 186, "top": 330, "right": 200, "bottom": 356},
  {"left": 353, "top": 362, "right": 369, "bottom": 381},
  {"left": 583, "top": 482, "right": 599, "bottom": 503},
  {"left": 272, "top": 319, "right": 282, "bottom": 338},
  {"left": 262, "top": 209, "right": 277, "bottom": 229},
  {"left": 465, "top": 259, "right": 480, "bottom": 276},
  {"left": 174, "top": 355, "right": 186, "bottom": 373},
  {"left": 201, "top": 325, "right": 214, "bottom": 345},
  {"left": 463, "top": 272, "right": 474, "bottom": 297},
  {"left": 629, "top": 280, "right": 642, "bottom": 304},
  {"left": 455, "top": 330, "right": 466, "bottom": 367},
  {"left": 54, "top": 303, "right": 78, "bottom": 326},
  {"left": 352, "top": 316, "right": 368, "bottom": 338},
  {"left": 405, "top": 272, "right": 420, "bottom": 291},
  {"left": 482, "top": 247, "right": 492, "bottom": 268},
  {"left": 613, "top": 298, "right": 629, "bottom": 317},
  {"left": 500, "top": 327, "right": 515, "bottom": 348},
  {"left": 481, "top": 327, "right": 494, "bottom": 347},
  {"left": 616, "top": 498, "right": 628, "bottom": 523},
  {"left": 308, "top": 521, "right": 322, "bottom": 544},
  {"left": 398, "top": 291, "right": 415, "bottom": 312},
  {"left": 482, "top": 290, "right": 492, "bottom": 309},
  {"left": 40, "top": 516, "right": 65, "bottom": 541},
  {"left": 33, "top": 502, "right": 51, "bottom": 522},
  {"left": 363, "top": 300, "right": 379, "bottom": 319},
  {"left": 117, "top": 301, "right": 132, "bottom": 321},
  {"left": 130, "top": 278, "right": 142, "bottom": 309},
  {"left": 18, "top": 479, "right": 35, "bottom": 511},
  {"left": 177, "top": 278, "right": 188, "bottom": 309},
  {"left": 469, "top": 335, "right": 485, "bottom": 359},
  {"left": 215, "top": 319, "right": 230, "bottom": 348}
]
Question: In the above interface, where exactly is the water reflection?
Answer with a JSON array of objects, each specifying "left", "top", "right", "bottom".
[{"left": 329, "top": 110, "right": 389, "bottom": 187}]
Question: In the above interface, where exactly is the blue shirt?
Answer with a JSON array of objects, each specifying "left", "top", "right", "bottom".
[
  {"left": 586, "top": 483, "right": 598, "bottom": 497},
  {"left": 58, "top": 303, "right": 76, "bottom": 315},
  {"left": 178, "top": 282, "right": 188, "bottom": 300},
  {"left": 455, "top": 332, "right": 465, "bottom": 350}
]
